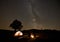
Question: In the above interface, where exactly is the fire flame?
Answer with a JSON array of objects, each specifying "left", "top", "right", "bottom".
[{"left": 30, "top": 34, "right": 35, "bottom": 39}]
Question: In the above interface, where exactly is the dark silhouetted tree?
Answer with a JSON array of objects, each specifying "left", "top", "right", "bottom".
[{"left": 10, "top": 19, "right": 23, "bottom": 32}]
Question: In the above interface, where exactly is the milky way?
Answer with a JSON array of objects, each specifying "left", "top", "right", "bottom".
[{"left": 0, "top": 0, "right": 60, "bottom": 30}]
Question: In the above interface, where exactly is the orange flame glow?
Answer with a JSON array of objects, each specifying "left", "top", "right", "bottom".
[{"left": 30, "top": 34, "right": 35, "bottom": 39}]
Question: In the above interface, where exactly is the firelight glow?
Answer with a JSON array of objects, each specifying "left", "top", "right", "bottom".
[{"left": 30, "top": 34, "right": 35, "bottom": 39}]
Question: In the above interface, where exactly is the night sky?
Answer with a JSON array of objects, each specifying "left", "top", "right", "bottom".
[{"left": 0, "top": 0, "right": 60, "bottom": 30}]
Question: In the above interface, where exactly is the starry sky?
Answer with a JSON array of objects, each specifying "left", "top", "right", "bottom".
[{"left": 0, "top": 0, "right": 60, "bottom": 30}]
